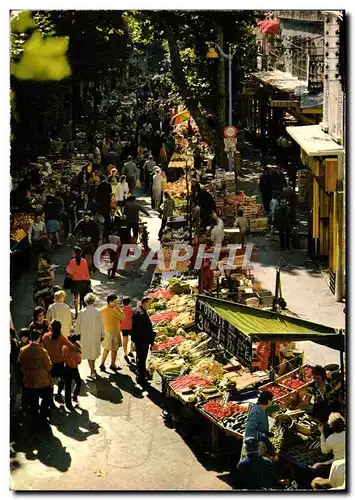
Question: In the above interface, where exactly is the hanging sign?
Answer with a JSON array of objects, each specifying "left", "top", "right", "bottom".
[
  {"left": 195, "top": 298, "right": 253, "bottom": 368},
  {"left": 224, "top": 126, "right": 238, "bottom": 138}
]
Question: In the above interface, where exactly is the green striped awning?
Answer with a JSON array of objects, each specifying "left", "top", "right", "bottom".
[{"left": 198, "top": 295, "right": 342, "bottom": 349}]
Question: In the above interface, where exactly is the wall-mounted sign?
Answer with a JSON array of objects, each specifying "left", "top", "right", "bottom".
[
  {"left": 195, "top": 298, "right": 253, "bottom": 368},
  {"left": 270, "top": 100, "right": 299, "bottom": 108}
]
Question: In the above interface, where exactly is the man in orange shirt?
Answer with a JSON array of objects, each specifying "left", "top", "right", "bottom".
[{"left": 99, "top": 294, "right": 125, "bottom": 372}]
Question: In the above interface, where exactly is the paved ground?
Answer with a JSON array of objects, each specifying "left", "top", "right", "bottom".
[
  {"left": 10, "top": 195, "right": 232, "bottom": 491},
  {"left": 10, "top": 149, "right": 345, "bottom": 490}
]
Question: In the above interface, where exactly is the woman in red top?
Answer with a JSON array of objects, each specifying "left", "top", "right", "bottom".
[
  {"left": 121, "top": 296, "right": 134, "bottom": 363},
  {"left": 42, "top": 319, "right": 71, "bottom": 404},
  {"left": 62, "top": 333, "right": 82, "bottom": 411},
  {"left": 66, "top": 246, "right": 90, "bottom": 318}
]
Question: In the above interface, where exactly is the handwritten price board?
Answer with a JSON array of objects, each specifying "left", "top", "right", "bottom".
[{"left": 195, "top": 298, "right": 253, "bottom": 368}]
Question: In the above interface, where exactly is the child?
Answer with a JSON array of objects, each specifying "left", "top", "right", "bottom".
[
  {"left": 121, "top": 296, "right": 134, "bottom": 363},
  {"left": 62, "top": 334, "right": 82, "bottom": 411}
]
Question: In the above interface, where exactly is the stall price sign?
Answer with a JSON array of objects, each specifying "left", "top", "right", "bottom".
[
  {"left": 195, "top": 298, "right": 253, "bottom": 368},
  {"left": 195, "top": 298, "right": 224, "bottom": 342}
]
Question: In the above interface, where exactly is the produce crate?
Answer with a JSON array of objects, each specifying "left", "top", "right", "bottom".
[
  {"left": 276, "top": 364, "right": 314, "bottom": 388},
  {"left": 249, "top": 217, "right": 269, "bottom": 233},
  {"left": 256, "top": 290, "right": 274, "bottom": 307},
  {"left": 293, "top": 421, "right": 316, "bottom": 436},
  {"left": 258, "top": 382, "right": 293, "bottom": 404}
]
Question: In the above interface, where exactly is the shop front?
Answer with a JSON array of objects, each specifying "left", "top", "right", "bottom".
[{"left": 286, "top": 124, "right": 345, "bottom": 299}]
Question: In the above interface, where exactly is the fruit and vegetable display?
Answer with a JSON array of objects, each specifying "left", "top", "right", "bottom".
[
  {"left": 224, "top": 411, "right": 249, "bottom": 434},
  {"left": 11, "top": 213, "right": 34, "bottom": 243},
  {"left": 150, "top": 311, "right": 179, "bottom": 324},
  {"left": 152, "top": 336, "right": 186, "bottom": 352},
  {"left": 170, "top": 374, "right": 212, "bottom": 392},
  {"left": 281, "top": 377, "right": 307, "bottom": 390},
  {"left": 202, "top": 399, "right": 247, "bottom": 421},
  {"left": 301, "top": 366, "right": 314, "bottom": 382},
  {"left": 161, "top": 227, "right": 190, "bottom": 244},
  {"left": 260, "top": 383, "right": 291, "bottom": 400},
  {"left": 147, "top": 288, "right": 174, "bottom": 300}
]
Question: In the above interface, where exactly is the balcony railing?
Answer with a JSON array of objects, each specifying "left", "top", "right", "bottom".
[{"left": 273, "top": 10, "right": 324, "bottom": 21}]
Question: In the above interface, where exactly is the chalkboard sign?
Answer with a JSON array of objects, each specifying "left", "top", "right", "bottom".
[{"left": 195, "top": 298, "right": 253, "bottom": 368}]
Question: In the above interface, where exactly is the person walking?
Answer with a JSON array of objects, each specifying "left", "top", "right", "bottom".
[
  {"left": 131, "top": 297, "right": 155, "bottom": 394},
  {"left": 19, "top": 329, "right": 53, "bottom": 423},
  {"left": 28, "top": 213, "right": 49, "bottom": 254},
  {"left": 273, "top": 199, "right": 293, "bottom": 251},
  {"left": 73, "top": 213, "right": 100, "bottom": 271},
  {"left": 122, "top": 156, "right": 139, "bottom": 194},
  {"left": 99, "top": 294, "right": 125, "bottom": 372},
  {"left": 121, "top": 296, "right": 134, "bottom": 363},
  {"left": 62, "top": 333, "right": 82, "bottom": 411},
  {"left": 123, "top": 195, "right": 150, "bottom": 243},
  {"left": 259, "top": 167, "right": 273, "bottom": 215},
  {"left": 66, "top": 246, "right": 91, "bottom": 318},
  {"left": 114, "top": 175, "right": 129, "bottom": 210},
  {"left": 42, "top": 320, "right": 72, "bottom": 404},
  {"left": 46, "top": 290, "right": 72, "bottom": 338},
  {"left": 43, "top": 194, "right": 63, "bottom": 247},
  {"left": 152, "top": 168, "right": 163, "bottom": 210},
  {"left": 158, "top": 191, "right": 175, "bottom": 240},
  {"left": 75, "top": 293, "right": 105, "bottom": 380},
  {"left": 29, "top": 306, "right": 49, "bottom": 340},
  {"left": 234, "top": 208, "right": 248, "bottom": 247},
  {"left": 143, "top": 155, "right": 156, "bottom": 193}
]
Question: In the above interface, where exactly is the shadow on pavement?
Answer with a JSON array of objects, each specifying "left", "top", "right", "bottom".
[
  {"left": 85, "top": 375, "right": 124, "bottom": 404},
  {"left": 10, "top": 419, "right": 71, "bottom": 473},
  {"left": 49, "top": 406, "right": 100, "bottom": 442}
]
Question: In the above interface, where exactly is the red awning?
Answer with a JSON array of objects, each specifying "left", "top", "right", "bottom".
[{"left": 257, "top": 19, "right": 280, "bottom": 35}]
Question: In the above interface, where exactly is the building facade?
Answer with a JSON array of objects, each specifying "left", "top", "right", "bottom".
[{"left": 286, "top": 11, "right": 345, "bottom": 301}]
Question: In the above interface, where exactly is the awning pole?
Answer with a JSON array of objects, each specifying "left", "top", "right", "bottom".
[
  {"left": 270, "top": 267, "right": 281, "bottom": 381},
  {"left": 339, "top": 329, "right": 345, "bottom": 402}
]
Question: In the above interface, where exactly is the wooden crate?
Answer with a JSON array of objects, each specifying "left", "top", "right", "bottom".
[{"left": 259, "top": 382, "right": 293, "bottom": 404}]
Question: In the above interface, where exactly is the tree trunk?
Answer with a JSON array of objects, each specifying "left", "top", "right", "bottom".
[
  {"left": 156, "top": 15, "right": 213, "bottom": 145},
  {"left": 216, "top": 20, "right": 226, "bottom": 167}
]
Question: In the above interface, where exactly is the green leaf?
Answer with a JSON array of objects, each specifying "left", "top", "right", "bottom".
[
  {"left": 11, "top": 31, "right": 71, "bottom": 81},
  {"left": 11, "top": 10, "right": 37, "bottom": 33}
]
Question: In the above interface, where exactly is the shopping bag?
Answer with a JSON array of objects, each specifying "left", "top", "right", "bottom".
[
  {"left": 63, "top": 274, "right": 73, "bottom": 290},
  {"left": 136, "top": 179, "right": 141, "bottom": 188}
]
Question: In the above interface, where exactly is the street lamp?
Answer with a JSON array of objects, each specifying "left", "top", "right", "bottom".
[{"left": 207, "top": 42, "right": 234, "bottom": 171}]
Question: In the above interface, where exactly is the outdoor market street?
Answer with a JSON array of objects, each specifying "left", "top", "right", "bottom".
[{"left": 10, "top": 154, "right": 345, "bottom": 491}]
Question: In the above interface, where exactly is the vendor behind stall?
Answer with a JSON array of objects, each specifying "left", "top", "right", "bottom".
[{"left": 300, "top": 365, "right": 336, "bottom": 422}]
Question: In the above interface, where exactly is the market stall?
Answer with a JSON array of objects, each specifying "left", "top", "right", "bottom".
[{"left": 145, "top": 279, "right": 344, "bottom": 466}]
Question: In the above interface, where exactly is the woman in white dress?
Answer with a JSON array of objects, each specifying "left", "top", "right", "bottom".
[
  {"left": 152, "top": 168, "right": 163, "bottom": 210},
  {"left": 114, "top": 175, "right": 129, "bottom": 207},
  {"left": 75, "top": 293, "right": 105, "bottom": 379}
]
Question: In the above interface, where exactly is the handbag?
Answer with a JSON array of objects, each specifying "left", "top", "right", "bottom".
[{"left": 63, "top": 274, "right": 73, "bottom": 290}]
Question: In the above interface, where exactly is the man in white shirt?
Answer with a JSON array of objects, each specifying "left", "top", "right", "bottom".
[
  {"left": 46, "top": 290, "right": 72, "bottom": 337},
  {"left": 143, "top": 155, "right": 156, "bottom": 193},
  {"left": 211, "top": 218, "right": 224, "bottom": 245},
  {"left": 28, "top": 213, "right": 48, "bottom": 253}
]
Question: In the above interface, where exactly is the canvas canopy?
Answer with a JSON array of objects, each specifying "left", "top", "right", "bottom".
[{"left": 198, "top": 295, "right": 342, "bottom": 351}]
